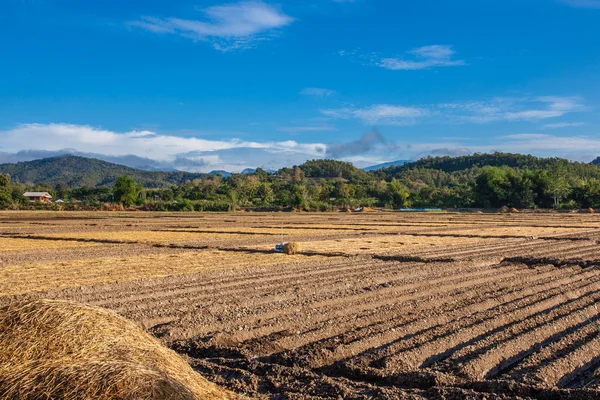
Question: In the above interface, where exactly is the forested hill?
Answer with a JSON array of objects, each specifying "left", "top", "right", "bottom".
[
  {"left": 379, "top": 153, "right": 591, "bottom": 176},
  {"left": 412, "top": 153, "right": 554, "bottom": 171},
  {"left": 0, "top": 155, "right": 209, "bottom": 187}
]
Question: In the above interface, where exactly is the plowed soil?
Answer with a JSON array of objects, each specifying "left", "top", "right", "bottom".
[{"left": 2, "top": 210, "right": 600, "bottom": 399}]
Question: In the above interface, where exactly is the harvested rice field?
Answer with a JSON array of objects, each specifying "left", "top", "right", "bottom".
[{"left": 2, "top": 210, "right": 600, "bottom": 399}]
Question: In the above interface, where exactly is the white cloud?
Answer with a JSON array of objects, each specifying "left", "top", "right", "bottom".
[
  {"left": 500, "top": 133, "right": 553, "bottom": 140},
  {"left": 300, "top": 88, "right": 336, "bottom": 97},
  {"left": 0, "top": 123, "right": 326, "bottom": 172},
  {"left": 543, "top": 122, "right": 586, "bottom": 129},
  {"left": 495, "top": 134, "right": 600, "bottom": 153},
  {"left": 321, "top": 104, "right": 428, "bottom": 125},
  {"left": 558, "top": 0, "right": 600, "bottom": 8},
  {"left": 379, "top": 45, "right": 465, "bottom": 70},
  {"left": 440, "top": 96, "right": 585, "bottom": 123},
  {"left": 131, "top": 1, "right": 294, "bottom": 51},
  {"left": 322, "top": 96, "right": 585, "bottom": 126}
]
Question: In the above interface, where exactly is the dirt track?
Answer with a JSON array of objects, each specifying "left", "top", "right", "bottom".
[{"left": 2, "top": 211, "right": 600, "bottom": 399}]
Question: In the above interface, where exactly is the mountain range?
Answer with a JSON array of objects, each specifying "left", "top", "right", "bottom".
[
  {"left": 0, "top": 155, "right": 209, "bottom": 188},
  {"left": 0, "top": 154, "right": 409, "bottom": 187}
]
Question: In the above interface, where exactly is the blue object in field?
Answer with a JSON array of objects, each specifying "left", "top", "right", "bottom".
[{"left": 274, "top": 243, "right": 285, "bottom": 253}]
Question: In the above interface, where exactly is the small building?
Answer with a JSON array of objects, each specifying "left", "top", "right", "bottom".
[{"left": 23, "top": 192, "right": 52, "bottom": 203}]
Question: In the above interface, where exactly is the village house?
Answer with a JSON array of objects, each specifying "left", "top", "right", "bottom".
[{"left": 23, "top": 192, "right": 52, "bottom": 203}]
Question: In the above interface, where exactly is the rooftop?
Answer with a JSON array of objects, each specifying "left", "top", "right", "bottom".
[{"left": 23, "top": 192, "right": 52, "bottom": 198}]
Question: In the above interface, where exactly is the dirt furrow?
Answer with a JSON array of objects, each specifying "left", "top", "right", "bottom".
[
  {"left": 95, "top": 258, "right": 421, "bottom": 311},
  {"left": 499, "top": 307, "right": 600, "bottom": 387},
  {"left": 365, "top": 271, "right": 600, "bottom": 373},
  {"left": 260, "top": 266, "right": 576, "bottom": 369},
  {"left": 440, "top": 284, "right": 600, "bottom": 380},
  {"left": 153, "top": 262, "right": 520, "bottom": 342},
  {"left": 116, "top": 260, "right": 491, "bottom": 325}
]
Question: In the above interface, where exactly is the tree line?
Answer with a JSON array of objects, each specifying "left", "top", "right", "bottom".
[{"left": 2, "top": 153, "right": 600, "bottom": 211}]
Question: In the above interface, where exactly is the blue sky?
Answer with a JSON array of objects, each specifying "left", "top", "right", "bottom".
[{"left": 1, "top": 0, "right": 600, "bottom": 172}]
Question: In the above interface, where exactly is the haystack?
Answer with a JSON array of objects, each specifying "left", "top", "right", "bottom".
[
  {"left": 0, "top": 299, "right": 240, "bottom": 400},
  {"left": 283, "top": 242, "right": 301, "bottom": 255},
  {"left": 510, "top": 207, "right": 519, "bottom": 213},
  {"left": 499, "top": 206, "right": 510, "bottom": 213}
]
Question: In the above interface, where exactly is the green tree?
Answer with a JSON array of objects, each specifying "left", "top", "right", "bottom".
[
  {"left": 0, "top": 174, "right": 13, "bottom": 209},
  {"left": 0, "top": 174, "right": 10, "bottom": 188},
  {"left": 387, "top": 179, "right": 411, "bottom": 209},
  {"left": 473, "top": 167, "right": 508, "bottom": 208},
  {"left": 546, "top": 162, "right": 571, "bottom": 208},
  {"left": 54, "top": 181, "right": 70, "bottom": 200},
  {"left": 113, "top": 176, "right": 140, "bottom": 206},
  {"left": 257, "top": 182, "right": 275, "bottom": 204}
]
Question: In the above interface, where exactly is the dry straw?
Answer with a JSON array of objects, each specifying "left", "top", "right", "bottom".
[
  {"left": 283, "top": 242, "right": 301, "bottom": 255},
  {"left": 0, "top": 299, "right": 241, "bottom": 400}
]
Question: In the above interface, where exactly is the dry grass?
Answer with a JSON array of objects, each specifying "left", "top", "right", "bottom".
[
  {"left": 45, "top": 230, "right": 235, "bottom": 243},
  {"left": 283, "top": 242, "right": 301, "bottom": 255},
  {"left": 45, "top": 227, "right": 362, "bottom": 243},
  {"left": 440, "top": 226, "right": 589, "bottom": 236},
  {"left": 285, "top": 235, "right": 500, "bottom": 255},
  {"left": 0, "top": 250, "right": 325, "bottom": 296},
  {"left": 0, "top": 299, "right": 239, "bottom": 400},
  {"left": 3, "top": 211, "right": 600, "bottom": 298},
  {"left": 0, "top": 238, "right": 98, "bottom": 252}
]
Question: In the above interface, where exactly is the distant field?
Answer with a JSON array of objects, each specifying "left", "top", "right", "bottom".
[{"left": 2, "top": 210, "right": 600, "bottom": 399}]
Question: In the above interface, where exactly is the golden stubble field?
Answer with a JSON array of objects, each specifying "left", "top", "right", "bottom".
[{"left": 2, "top": 210, "right": 600, "bottom": 399}]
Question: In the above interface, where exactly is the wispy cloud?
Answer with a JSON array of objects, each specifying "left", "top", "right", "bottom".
[
  {"left": 500, "top": 133, "right": 553, "bottom": 140},
  {"left": 493, "top": 133, "right": 600, "bottom": 153},
  {"left": 378, "top": 45, "right": 466, "bottom": 70},
  {"left": 321, "top": 104, "right": 428, "bottom": 125},
  {"left": 322, "top": 96, "right": 585, "bottom": 126},
  {"left": 300, "top": 88, "right": 336, "bottom": 97},
  {"left": 130, "top": 1, "right": 294, "bottom": 51},
  {"left": 543, "top": 122, "right": 586, "bottom": 129},
  {"left": 442, "top": 96, "right": 586, "bottom": 123},
  {"left": 340, "top": 45, "right": 465, "bottom": 71},
  {"left": 558, "top": 0, "right": 600, "bottom": 8}
]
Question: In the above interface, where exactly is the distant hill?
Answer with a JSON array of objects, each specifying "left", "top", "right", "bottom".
[
  {"left": 0, "top": 155, "right": 209, "bottom": 188},
  {"left": 373, "top": 153, "right": 600, "bottom": 183},
  {"left": 209, "top": 170, "right": 232, "bottom": 178},
  {"left": 383, "top": 153, "right": 573, "bottom": 174},
  {"left": 241, "top": 168, "right": 277, "bottom": 174},
  {"left": 363, "top": 160, "right": 410, "bottom": 171}
]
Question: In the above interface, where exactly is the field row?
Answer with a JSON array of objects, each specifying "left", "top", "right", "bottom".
[{"left": 2, "top": 211, "right": 600, "bottom": 398}]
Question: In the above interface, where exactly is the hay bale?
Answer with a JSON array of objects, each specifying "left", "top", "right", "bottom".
[
  {"left": 510, "top": 207, "right": 519, "bottom": 213},
  {"left": 0, "top": 299, "right": 239, "bottom": 400},
  {"left": 498, "top": 206, "right": 510, "bottom": 213},
  {"left": 283, "top": 242, "right": 301, "bottom": 255}
]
